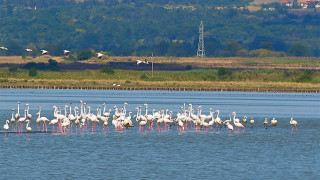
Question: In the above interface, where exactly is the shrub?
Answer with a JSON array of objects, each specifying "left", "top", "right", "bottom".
[
  {"left": 101, "top": 67, "right": 115, "bottom": 74},
  {"left": 217, "top": 67, "right": 227, "bottom": 76},
  {"left": 185, "top": 65, "right": 193, "bottom": 70},
  {"left": 77, "top": 49, "right": 94, "bottom": 60},
  {"left": 9, "top": 66, "right": 18, "bottom": 72},
  {"left": 29, "top": 68, "right": 37, "bottom": 77},
  {"left": 140, "top": 74, "right": 148, "bottom": 80}
]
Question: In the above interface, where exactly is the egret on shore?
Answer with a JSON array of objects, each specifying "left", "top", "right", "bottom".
[{"left": 26, "top": 48, "right": 33, "bottom": 52}]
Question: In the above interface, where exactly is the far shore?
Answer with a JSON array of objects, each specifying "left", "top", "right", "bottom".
[{"left": 1, "top": 78, "right": 319, "bottom": 93}]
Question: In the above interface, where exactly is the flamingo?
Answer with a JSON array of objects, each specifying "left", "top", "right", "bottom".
[
  {"left": 3, "top": 120, "right": 9, "bottom": 136},
  {"left": 123, "top": 112, "right": 134, "bottom": 129},
  {"left": 102, "top": 103, "right": 111, "bottom": 117},
  {"left": 144, "top": 104, "right": 154, "bottom": 131},
  {"left": 26, "top": 120, "right": 32, "bottom": 133},
  {"left": 271, "top": 118, "right": 277, "bottom": 127},
  {"left": 290, "top": 117, "right": 298, "bottom": 132},
  {"left": 49, "top": 118, "right": 58, "bottom": 133},
  {"left": 139, "top": 119, "right": 147, "bottom": 133},
  {"left": 26, "top": 104, "right": 32, "bottom": 120},
  {"left": 215, "top": 110, "right": 223, "bottom": 131},
  {"left": 18, "top": 110, "right": 27, "bottom": 133},
  {"left": 232, "top": 112, "right": 245, "bottom": 133},
  {"left": 37, "top": 107, "right": 49, "bottom": 132},
  {"left": 74, "top": 110, "right": 81, "bottom": 133},
  {"left": 10, "top": 109, "right": 15, "bottom": 131},
  {"left": 68, "top": 103, "right": 76, "bottom": 131},
  {"left": 15, "top": 101, "right": 20, "bottom": 120}
]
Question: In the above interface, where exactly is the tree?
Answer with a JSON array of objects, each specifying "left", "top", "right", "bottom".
[
  {"left": 9, "top": 66, "right": 18, "bottom": 73},
  {"left": 77, "top": 49, "right": 95, "bottom": 60},
  {"left": 29, "top": 68, "right": 37, "bottom": 77},
  {"left": 289, "top": 43, "right": 312, "bottom": 57},
  {"left": 154, "top": 41, "right": 169, "bottom": 56},
  {"left": 101, "top": 67, "right": 115, "bottom": 74},
  {"left": 222, "top": 42, "right": 245, "bottom": 57}
]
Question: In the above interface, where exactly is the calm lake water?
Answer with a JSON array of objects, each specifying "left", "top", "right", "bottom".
[{"left": 0, "top": 89, "right": 319, "bottom": 179}]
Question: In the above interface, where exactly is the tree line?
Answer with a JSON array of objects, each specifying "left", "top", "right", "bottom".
[{"left": 0, "top": 0, "right": 319, "bottom": 57}]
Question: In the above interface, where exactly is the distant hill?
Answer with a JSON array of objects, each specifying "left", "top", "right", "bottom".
[{"left": 0, "top": 0, "right": 319, "bottom": 57}]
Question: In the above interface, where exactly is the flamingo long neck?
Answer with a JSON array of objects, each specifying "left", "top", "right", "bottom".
[
  {"left": 17, "top": 103, "right": 20, "bottom": 114},
  {"left": 24, "top": 110, "right": 27, "bottom": 118},
  {"left": 217, "top": 110, "right": 220, "bottom": 118},
  {"left": 64, "top": 106, "right": 68, "bottom": 116},
  {"left": 74, "top": 107, "right": 77, "bottom": 116},
  {"left": 69, "top": 104, "right": 72, "bottom": 114},
  {"left": 123, "top": 104, "right": 127, "bottom": 114},
  {"left": 103, "top": 104, "right": 106, "bottom": 114},
  {"left": 27, "top": 105, "right": 30, "bottom": 114},
  {"left": 11, "top": 110, "right": 14, "bottom": 118}
]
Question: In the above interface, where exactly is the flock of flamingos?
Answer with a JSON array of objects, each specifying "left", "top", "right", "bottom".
[{"left": 1, "top": 101, "right": 299, "bottom": 135}]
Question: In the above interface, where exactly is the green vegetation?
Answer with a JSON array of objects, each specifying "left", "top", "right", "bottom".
[
  {"left": 101, "top": 67, "right": 115, "bottom": 74},
  {"left": 0, "top": 0, "right": 319, "bottom": 58},
  {"left": 77, "top": 49, "right": 95, "bottom": 60},
  {"left": 28, "top": 68, "right": 37, "bottom": 77},
  {"left": 8, "top": 66, "right": 18, "bottom": 72},
  {"left": 1, "top": 68, "right": 319, "bottom": 84}
]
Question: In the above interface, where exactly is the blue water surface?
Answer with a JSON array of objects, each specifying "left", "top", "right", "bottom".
[{"left": 0, "top": 89, "right": 319, "bottom": 179}]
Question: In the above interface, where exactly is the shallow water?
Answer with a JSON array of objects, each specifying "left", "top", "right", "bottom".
[{"left": 0, "top": 89, "right": 319, "bottom": 179}]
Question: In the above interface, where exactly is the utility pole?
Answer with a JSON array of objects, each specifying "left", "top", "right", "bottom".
[{"left": 197, "top": 21, "right": 205, "bottom": 58}]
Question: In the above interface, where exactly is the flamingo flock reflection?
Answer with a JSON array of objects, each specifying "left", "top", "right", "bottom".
[{"left": 1, "top": 101, "right": 299, "bottom": 135}]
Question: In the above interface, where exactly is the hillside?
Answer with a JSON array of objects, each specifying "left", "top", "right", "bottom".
[{"left": 0, "top": 0, "right": 319, "bottom": 57}]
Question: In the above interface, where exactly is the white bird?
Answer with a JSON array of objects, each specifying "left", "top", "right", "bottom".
[
  {"left": 0, "top": 46, "right": 8, "bottom": 50},
  {"left": 136, "top": 60, "right": 143, "bottom": 65},
  {"left": 26, "top": 104, "right": 32, "bottom": 120},
  {"left": 97, "top": 53, "right": 103, "bottom": 59},
  {"left": 26, "top": 48, "right": 33, "bottom": 52},
  {"left": 232, "top": 112, "right": 245, "bottom": 133},
  {"left": 18, "top": 110, "right": 27, "bottom": 133},
  {"left": 15, "top": 101, "right": 20, "bottom": 120},
  {"left": 271, "top": 118, "right": 277, "bottom": 127},
  {"left": 290, "top": 117, "right": 298, "bottom": 132},
  {"left": 3, "top": 120, "right": 9, "bottom": 132},
  {"left": 10, "top": 109, "right": 15, "bottom": 124},
  {"left": 263, "top": 118, "right": 268, "bottom": 129},
  {"left": 26, "top": 120, "right": 32, "bottom": 133},
  {"left": 136, "top": 58, "right": 149, "bottom": 65},
  {"left": 250, "top": 118, "right": 255, "bottom": 128},
  {"left": 63, "top": 50, "right": 70, "bottom": 56},
  {"left": 41, "top": 49, "right": 48, "bottom": 55}
]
